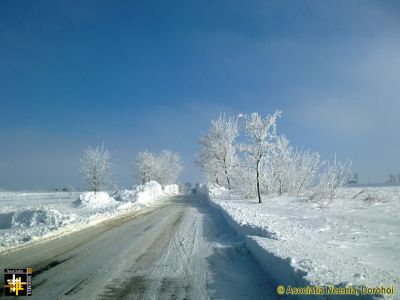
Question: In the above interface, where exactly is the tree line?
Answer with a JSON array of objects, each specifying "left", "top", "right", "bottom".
[
  {"left": 80, "top": 145, "right": 183, "bottom": 192},
  {"left": 196, "top": 111, "right": 352, "bottom": 203},
  {"left": 79, "top": 111, "right": 352, "bottom": 203}
]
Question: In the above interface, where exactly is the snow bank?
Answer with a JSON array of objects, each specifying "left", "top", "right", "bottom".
[
  {"left": 115, "top": 189, "right": 137, "bottom": 202},
  {"left": 163, "top": 184, "right": 179, "bottom": 194},
  {"left": 204, "top": 186, "right": 400, "bottom": 299},
  {"left": 0, "top": 181, "right": 179, "bottom": 252},
  {"left": 135, "top": 181, "right": 164, "bottom": 205},
  {"left": 11, "top": 208, "right": 70, "bottom": 228},
  {"left": 122, "top": 181, "right": 179, "bottom": 205},
  {"left": 78, "top": 191, "right": 117, "bottom": 207},
  {"left": 116, "top": 182, "right": 178, "bottom": 204}
]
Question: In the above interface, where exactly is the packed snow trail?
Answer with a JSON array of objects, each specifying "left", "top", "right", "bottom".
[{"left": 0, "top": 194, "right": 277, "bottom": 299}]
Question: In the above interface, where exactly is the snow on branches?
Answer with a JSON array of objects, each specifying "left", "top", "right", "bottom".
[
  {"left": 239, "top": 111, "right": 281, "bottom": 203},
  {"left": 80, "top": 144, "right": 113, "bottom": 192},
  {"left": 196, "top": 114, "right": 238, "bottom": 190},
  {"left": 311, "top": 157, "right": 352, "bottom": 204},
  {"left": 135, "top": 150, "right": 183, "bottom": 185},
  {"left": 196, "top": 111, "right": 352, "bottom": 204}
]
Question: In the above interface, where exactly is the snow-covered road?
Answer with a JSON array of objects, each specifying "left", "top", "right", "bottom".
[{"left": 0, "top": 194, "right": 276, "bottom": 299}]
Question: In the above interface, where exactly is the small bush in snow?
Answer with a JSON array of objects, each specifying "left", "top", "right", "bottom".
[{"left": 310, "top": 157, "right": 352, "bottom": 202}]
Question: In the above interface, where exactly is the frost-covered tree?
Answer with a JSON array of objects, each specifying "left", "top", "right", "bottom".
[
  {"left": 233, "top": 156, "right": 257, "bottom": 197},
  {"left": 196, "top": 148, "right": 222, "bottom": 185},
  {"left": 134, "top": 150, "right": 183, "bottom": 185},
  {"left": 197, "top": 110, "right": 352, "bottom": 203},
  {"left": 268, "top": 135, "right": 292, "bottom": 195},
  {"left": 134, "top": 150, "right": 156, "bottom": 184},
  {"left": 80, "top": 144, "right": 113, "bottom": 192},
  {"left": 156, "top": 150, "right": 183, "bottom": 185},
  {"left": 256, "top": 139, "right": 321, "bottom": 197},
  {"left": 290, "top": 149, "right": 321, "bottom": 196},
  {"left": 196, "top": 115, "right": 238, "bottom": 190},
  {"left": 239, "top": 111, "right": 281, "bottom": 203}
]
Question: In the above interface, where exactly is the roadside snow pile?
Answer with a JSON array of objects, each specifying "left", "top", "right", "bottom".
[
  {"left": 116, "top": 181, "right": 179, "bottom": 205},
  {"left": 163, "top": 184, "right": 179, "bottom": 194},
  {"left": 136, "top": 181, "right": 166, "bottom": 205},
  {"left": 11, "top": 208, "right": 70, "bottom": 228},
  {"left": 206, "top": 185, "right": 400, "bottom": 299},
  {"left": 79, "top": 192, "right": 117, "bottom": 207},
  {"left": 115, "top": 189, "right": 137, "bottom": 202},
  {"left": 0, "top": 182, "right": 180, "bottom": 252}
]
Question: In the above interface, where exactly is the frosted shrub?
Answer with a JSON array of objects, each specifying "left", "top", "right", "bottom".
[
  {"left": 288, "top": 149, "right": 321, "bottom": 196},
  {"left": 311, "top": 158, "right": 352, "bottom": 202}
]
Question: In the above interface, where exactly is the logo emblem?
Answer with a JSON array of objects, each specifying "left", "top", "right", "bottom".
[{"left": 4, "top": 268, "right": 32, "bottom": 296}]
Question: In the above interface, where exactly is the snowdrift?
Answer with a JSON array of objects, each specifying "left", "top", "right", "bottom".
[
  {"left": 116, "top": 182, "right": 179, "bottom": 204},
  {"left": 163, "top": 184, "right": 179, "bottom": 194},
  {"left": 115, "top": 189, "right": 137, "bottom": 202},
  {"left": 0, "top": 181, "right": 180, "bottom": 252},
  {"left": 11, "top": 208, "right": 69, "bottom": 228},
  {"left": 78, "top": 192, "right": 117, "bottom": 207},
  {"left": 135, "top": 181, "right": 164, "bottom": 205}
]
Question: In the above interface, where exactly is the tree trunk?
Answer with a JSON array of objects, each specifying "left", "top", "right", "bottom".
[
  {"left": 256, "top": 159, "right": 262, "bottom": 203},
  {"left": 296, "top": 172, "right": 311, "bottom": 196},
  {"left": 223, "top": 157, "right": 231, "bottom": 190}
]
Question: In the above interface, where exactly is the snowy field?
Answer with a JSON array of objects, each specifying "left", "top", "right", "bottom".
[
  {"left": 206, "top": 185, "right": 400, "bottom": 299},
  {"left": 0, "top": 181, "right": 179, "bottom": 253}
]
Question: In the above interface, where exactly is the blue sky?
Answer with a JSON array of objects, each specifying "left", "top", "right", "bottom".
[{"left": 0, "top": 0, "right": 399, "bottom": 189}]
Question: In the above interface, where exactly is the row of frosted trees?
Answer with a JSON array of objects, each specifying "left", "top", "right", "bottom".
[
  {"left": 80, "top": 145, "right": 182, "bottom": 192},
  {"left": 134, "top": 150, "right": 183, "bottom": 185},
  {"left": 196, "top": 112, "right": 352, "bottom": 203}
]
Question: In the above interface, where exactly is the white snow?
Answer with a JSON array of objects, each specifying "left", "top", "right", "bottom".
[
  {"left": 135, "top": 181, "right": 164, "bottom": 205},
  {"left": 0, "top": 181, "right": 179, "bottom": 253},
  {"left": 204, "top": 185, "right": 400, "bottom": 299},
  {"left": 163, "top": 184, "right": 179, "bottom": 194},
  {"left": 115, "top": 189, "right": 137, "bottom": 202},
  {"left": 115, "top": 181, "right": 178, "bottom": 205},
  {"left": 79, "top": 191, "right": 117, "bottom": 207},
  {"left": 11, "top": 208, "right": 72, "bottom": 228}
]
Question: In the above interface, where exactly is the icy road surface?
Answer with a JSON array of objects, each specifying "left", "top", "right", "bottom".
[{"left": 0, "top": 194, "right": 276, "bottom": 299}]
